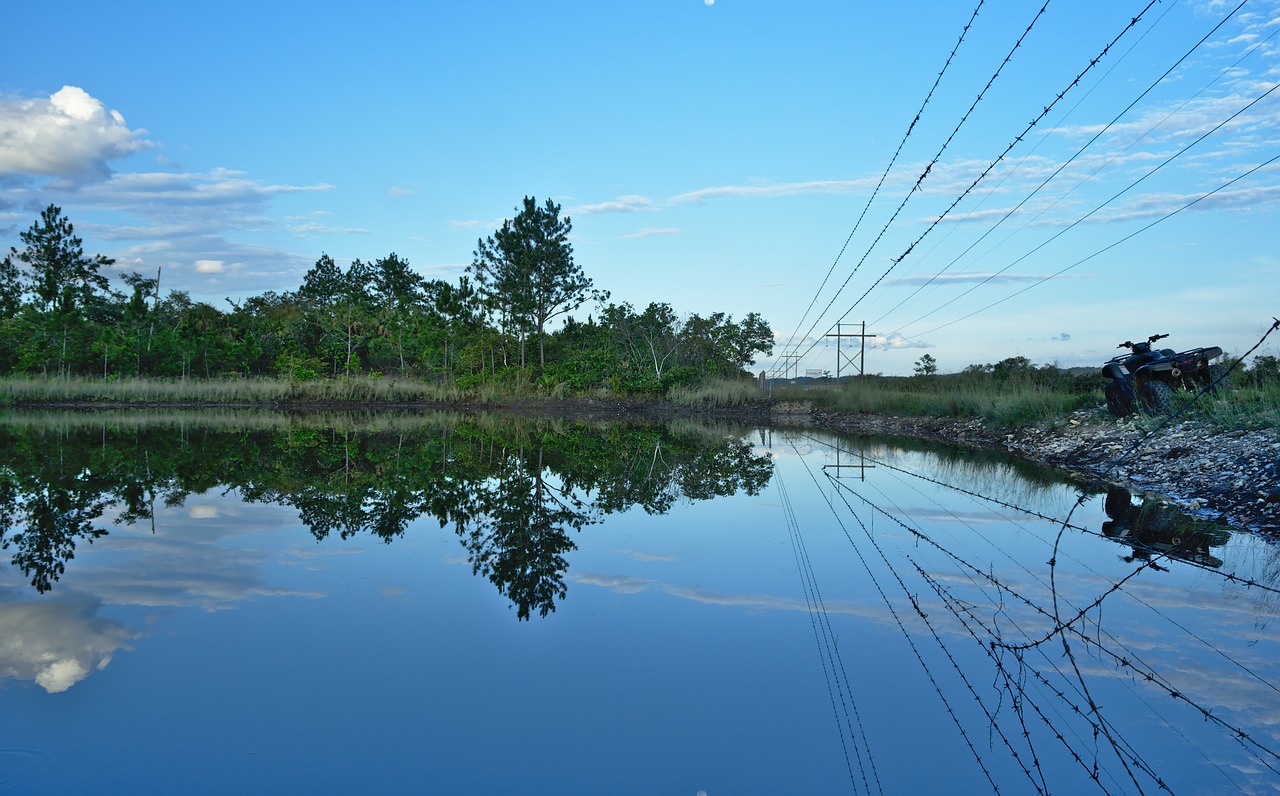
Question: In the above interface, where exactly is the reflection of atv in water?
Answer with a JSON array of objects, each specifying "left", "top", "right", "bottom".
[
  {"left": 1102, "top": 487, "right": 1230, "bottom": 568},
  {"left": 1102, "top": 333, "right": 1228, "bottom": 417}
]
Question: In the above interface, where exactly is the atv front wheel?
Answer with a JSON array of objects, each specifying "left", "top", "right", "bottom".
[{"left": 1105, "top": 380, "right": 1137, "bottom": 417}]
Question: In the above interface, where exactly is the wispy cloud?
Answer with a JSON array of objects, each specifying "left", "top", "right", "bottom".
[
  {"left": 570, "top": 572, "right": 653, "bottom": 594},
  {"left": 573, "top": 194, "right": 658, "bottom": 215},
  {"left": 670, "top": 178, "right": 871, "bottom": 205},
  {"left": 1086, "top": 181, "right": 1280, "bottom": 223},
  {"left": 621, "top": 227, "right": 680, "bottom": 239},
  {"left": 888, "top": 271, "right": 1079, "bottom": 286},
  {"left": 618, "top": 549, "right": 676, "bottom": 562},
  {"left": 290, "top": 221, "right": 372, "bottom": 237},
  {"left": 448, "top": 217, "right": 506, "bottom": 231}
]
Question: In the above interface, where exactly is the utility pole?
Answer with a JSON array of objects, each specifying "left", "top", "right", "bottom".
[
  {"left": 777, "top": 352, "right": 802, "bottom": 379},
  {"left": 825, "top": 322, "right": 876, "bottom": 379}
]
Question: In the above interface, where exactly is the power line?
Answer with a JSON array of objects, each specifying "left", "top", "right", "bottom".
[
  {"left": 778, "top": 0, "right": 988, "bottom": 362},
  {"left": 772, "top": 0, "right": 1056, "bottom": 376},
  {"left": 867, "top": 0, "right": 1250, "bottom": 330},
  {"left": 826, "top": 0, "right": 1161, "bottom": 331},
  {"left": 783, "top": 0, "right": 1163, "bottom": 373},
  {"left": 905, "top": 129, "right": 1280, "bottom": 339}
]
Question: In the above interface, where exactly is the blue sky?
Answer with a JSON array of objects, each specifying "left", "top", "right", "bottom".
[{"left": 2, "top": 0, "right": 1278, "bottom": 376}]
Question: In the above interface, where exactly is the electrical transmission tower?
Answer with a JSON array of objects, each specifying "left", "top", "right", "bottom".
[
  {"left": 776, "top": 352, "right": 802, "bottom": 379},
  {"left": 825, "top": 322, "right": 876, "bottom": 379}
]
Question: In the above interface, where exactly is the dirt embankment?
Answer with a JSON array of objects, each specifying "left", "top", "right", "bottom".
[{"left": 800, "top": 403, "right": 1280, "bottom": 536}]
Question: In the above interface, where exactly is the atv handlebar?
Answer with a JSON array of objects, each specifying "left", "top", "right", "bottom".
[{"left": 1118, "top": 333, "right": 1169, "bottom": 350}]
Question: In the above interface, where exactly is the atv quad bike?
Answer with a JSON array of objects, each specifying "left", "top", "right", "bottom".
[{"left": 1102, "top": 333, "right": 1227, "bottom": 418}]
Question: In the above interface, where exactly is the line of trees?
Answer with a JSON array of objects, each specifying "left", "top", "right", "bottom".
[{"left": 0, "top": 200, "right": 774, "bottom": 392}]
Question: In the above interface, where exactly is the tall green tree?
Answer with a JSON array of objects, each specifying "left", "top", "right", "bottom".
[
  {"left": 469, "top": 196, "right": 607, "bottom": 368},
  {"left": 298, "top": 254, "right": 374, "bottom": 375},
  {"left": 0, "top": 254, "right": 21, "bottom": 318},
  {"left": 369, "top": 253, "right": 424, "bottom": 374},
  {"left": 9, "top": 204, "right": 113, "bottom": 313}
]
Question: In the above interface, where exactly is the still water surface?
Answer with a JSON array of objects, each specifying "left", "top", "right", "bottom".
[{"left": 1, "top": 411, "right": 1277, "bottom": 794}]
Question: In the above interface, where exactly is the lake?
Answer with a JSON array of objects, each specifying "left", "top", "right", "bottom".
[{"left": 1, "top": 411, "right": 1277, "bottom": 794}]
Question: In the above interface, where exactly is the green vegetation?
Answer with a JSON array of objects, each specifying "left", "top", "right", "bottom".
[
  {"left": 0, "top": 375, "right": 467, "bottom": 405},
  {"left": 775, "top": 354, "right": 1280, "bottom": 430},
  {"left": 776, "top": 361, "right": 1098, "bottom": 427},
  {"left": 4, "top": 205, "right": 1276, "bottom": 429},
  {"left": 0, "top": 202, "right": 773, "bottom": 396}
]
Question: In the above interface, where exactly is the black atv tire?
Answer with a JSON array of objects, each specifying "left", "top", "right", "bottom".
[
  {"left": 1105, "top": 380, "right": 1137, "bottom": 417},
  {"left": 1139, "top": 380, "right": 1176, "bottom": 415},
  {"left": 1104, "top": 487, "right": 1132, "bottom": 520}
]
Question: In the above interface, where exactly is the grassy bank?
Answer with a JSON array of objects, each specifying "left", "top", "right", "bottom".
[
  {"left": 3, "top": 373, "right": 1276, "bottom": 430},
  {"left": 774, "top": 375, "right": 1280, "bottom": 430},
  {"left": 773, "top": 377, "right": 1098, "bottom": 427},
  {"left": 0, "top": 375, "right": 466, "bottom": 405}
]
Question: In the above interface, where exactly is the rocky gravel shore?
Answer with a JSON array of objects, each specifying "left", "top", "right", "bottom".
[{"left": 807, "top": 405, "right": 1280, "bottom": 537}]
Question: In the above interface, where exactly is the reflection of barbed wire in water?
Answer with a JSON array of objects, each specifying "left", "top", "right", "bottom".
[
  {"left": 821, "top": 469, "right": 1168, "bottom": 791},
  {"left": 789, "top": 440, "right": 1048, "bottom": 794},
  {"left": 783, "top": 387, "right": 1280, "bottom": 791},
  {"left": 791, "top": 424, "right": 1280, "bottom": 726},
  {"left": 777, "top": 469, "right": 881, "bottom": 794},
  {"left": 1026, "top": 321, "right": 1280, "bottom": 782},
  {"left": 793, "top": 421, "right": 1280, "bottom": 719},
  {"left": 821, "top": 470, "right": 1280, "bottom": 790}
]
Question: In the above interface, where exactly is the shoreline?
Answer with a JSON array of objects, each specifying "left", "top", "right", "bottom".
[{"left": 807, "top": 405, "right": 1280, "bottom": 537}]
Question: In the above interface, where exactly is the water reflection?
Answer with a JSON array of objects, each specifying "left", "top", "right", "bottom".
[
  {"left": 1102, "top": 487, "right": 1231, "bottom": 568},
  {"left": 3, "top": 415, "right": 1280, "bottom": 793},
  {"left": 780, "top": 431, "right": 1280, "bottom": 794},
  {"left": 0, "top": 412, "right": 773, "bottom": 619},
  {"left": 0, "top": 589, "right": 136, "bottom": 693}
]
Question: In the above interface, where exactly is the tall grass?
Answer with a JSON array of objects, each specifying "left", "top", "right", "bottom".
[
  {"left": 1185, "top": 384, "right": 1280, "bottom": 430},
  {"left": 0, "top": 376, "right": 466, "bottom": 405},
  {"left": 668, "top": 379, "right": 769, "bottom": 408},
  {"left": 775, "top": 376, "right": 1099, "bottom": 428},
  {"left": 0, "top": 407, "right": 478, "bottom": 434}
]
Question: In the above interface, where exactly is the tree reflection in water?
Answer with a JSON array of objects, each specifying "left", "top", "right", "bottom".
[{"left": 0, "top": 413, "right": 773, "bottom": 619}]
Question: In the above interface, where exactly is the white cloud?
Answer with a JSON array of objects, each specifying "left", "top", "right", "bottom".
[
  {"left": 0, "top": 164, "right": 336, "bottom": 300},
  {"left": 0, "top": 86, "right": 150, "bottom": 179},
  {"left": 69, "top": 169, "right": 333, "bottom": 212},
  {"left": 0, "top": 591, "right": 137, "bottom": 693},
  {"left": 875, "top": 332, "right": 933, "bottom": 350},
  {"left": 388, "top": 186, "right": 414, "bottom": 197}
]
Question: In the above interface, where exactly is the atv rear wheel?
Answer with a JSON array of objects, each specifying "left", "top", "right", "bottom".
[
  {"left": 1105, "top": 380, "right": 1137, "bottom": 417},
  {"left": 1205, "top": 364, "right": 1231, "bottom": 394},
  {"left": 1139, "top": 380, "right": 1176, "bottom": 415}
]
